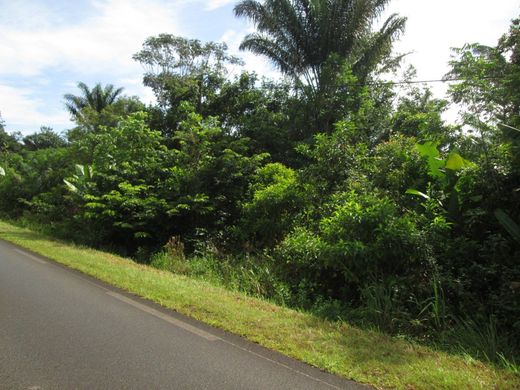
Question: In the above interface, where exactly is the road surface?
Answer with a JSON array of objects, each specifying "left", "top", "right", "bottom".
[{"left": 0, "top": 239, "right": 365, "bottom": 389}]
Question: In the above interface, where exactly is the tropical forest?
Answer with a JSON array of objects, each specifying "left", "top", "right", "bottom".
[{"left": 1, "top": 1, "right": 519, "bottom": 387}]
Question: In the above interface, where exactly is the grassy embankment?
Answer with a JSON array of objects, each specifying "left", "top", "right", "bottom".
[{"left": 0, "top": 220, "right": 518, "bottom": 389}]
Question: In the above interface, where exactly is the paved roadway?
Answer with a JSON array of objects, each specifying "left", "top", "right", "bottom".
[{"left": 0, "top": 239, "right": 365, "bottom": 389}]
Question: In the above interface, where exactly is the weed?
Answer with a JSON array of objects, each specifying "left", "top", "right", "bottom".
[{"left": 150, "top": 236, "right": 189, "bottom": 274}]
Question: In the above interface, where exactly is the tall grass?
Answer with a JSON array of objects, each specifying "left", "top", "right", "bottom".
[
  {"left": 149, "top": 246, "right": 292, "bottom": 305},
  {"left": 448, "top": 316, "right": 518, "bottom": 366},
  {"left": 355, "top": 281, "right": 403, "bottom": 332}
]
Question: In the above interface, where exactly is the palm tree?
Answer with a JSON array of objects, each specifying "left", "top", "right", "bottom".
[
  {"left": 234, "top": 0, "right": 406, "bottom": 95},
  {"left": 64, "top": 82, "right": 124, "bottom": 118}
]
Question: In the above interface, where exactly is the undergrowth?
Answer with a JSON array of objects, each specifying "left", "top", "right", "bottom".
[{"left": 148, "top": 242, "right": 520, "bottom": 376}]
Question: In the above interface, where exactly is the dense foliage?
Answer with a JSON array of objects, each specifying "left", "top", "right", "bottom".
[{"left": 1, "top": 3, "right": 518, "bottom": 367}]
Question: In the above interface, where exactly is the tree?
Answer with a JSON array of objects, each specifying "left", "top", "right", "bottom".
[
  {"left": 234, "top": 0, "right": 406, "bottom": 94},
  {"left": 446, "top": 16, "right": 520, "bottom": 165},
  {"left": 64, "top": 82, "right": 124, "bottom": 120},
  {"left": 0, "top": 112, "right": 22, "bottom": 153},
  {"left": 23, "top": 127, "right": 67, "bottom": 151},
  {"left": 390, "top": 85, "right": 453, "bottom": 143},
  {"left": 64, "top": 83, "right": 144, "bottom": 140},
  {"left": 66, "top": 96, "right": 145, "bottom": 142},
  {"left": 134, "top": 35, "right": 243, "bottom": 80},
  {"left": 133, "top": 35, "right": 243, "bottom": 135}
]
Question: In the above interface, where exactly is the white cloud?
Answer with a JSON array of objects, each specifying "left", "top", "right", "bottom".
[
  {"left": 382, "top": 0, "right": 519, "bottom": 80},
  {"left": 0, "top": 0, "right": 185, "bottom": 132},
  {"left": 0, "top": 84, "right": 71, "bottom": 132},
  {"left": 380, "top": 0, "right": 519, "bottom": 123},
  {"left": 116, "top": 77, "right": 157, "bottom": 105},
  {"left": 0, "top": 0, "right": 183, "bottom": 77},
  {"left": 204, "top": 0, "right": 235, "bottom": 11},
  {"left": 0, "top": 0, "right": 58, "bottom": 31}
]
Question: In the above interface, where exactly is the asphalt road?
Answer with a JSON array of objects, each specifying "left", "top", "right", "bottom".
[{"left": 0, "top": 239, "right": 365, "bottom": 390}]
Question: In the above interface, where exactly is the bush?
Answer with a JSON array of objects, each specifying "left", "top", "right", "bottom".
[
  {"left": 277, "top": 190, "right": 431, "bottom": 304},
  {"left": 240, "top": 163, "right": 306, "bottom": 247}
]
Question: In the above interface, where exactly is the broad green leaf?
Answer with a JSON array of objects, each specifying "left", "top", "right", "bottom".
[
  {"left": 494, "top": 208, "right": 520, "bottom": 244},
  {"left": 445, "top": 152, "right": 465, "bottom": 170},
  {"left": 445, "top": 152, "right": 473, "bottom": 171},
  {"left": 116, "top": 222, "right": 133, "bottom": 229},
  {"left": 75, "top": 164, "right": 85, "bottom": 177},
  {"left": 63, "top": 179, "right": 78, "bottom": 193},
  {"left": 415, "top": 142, "right": 440, "bottom": 159},
  {"left": 415, "top": 142, "right": 445, "bottom": 178},
  {"left": 406, "top": 188, "right": 444, "bottom": 208},
  {"left": 406, "top": 188, "right": 430, "bottom": 200}
]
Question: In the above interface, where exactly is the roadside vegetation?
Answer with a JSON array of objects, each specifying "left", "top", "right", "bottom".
[
  {"left": 0, "top": 1, "right": 519, "bottom": 387},
  {"left": 0, "top": 220, "right": 518, "bottom": 389}
]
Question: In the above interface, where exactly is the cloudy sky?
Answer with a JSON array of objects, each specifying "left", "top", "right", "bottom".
[{"left": 0, "top": 0, "right": 518, "bottom": 134}]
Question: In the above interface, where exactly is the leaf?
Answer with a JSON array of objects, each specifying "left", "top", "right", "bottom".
[
  {"left": 494, "top": 208, "right": 520, "bottom": 243},
  {"left": 75, "top": 164, "right": 85, "bottom": 177},
  {"left": 406, "top": 188, "right": 430, "bottom": 200},
  {"left": 415, "top": 142, "right": 440, "bottom": 159},
  {"left": 415, "top": 142, "right": 445, "bottom": 178},
  {"left": 445, "top": 152, "right": 465, "bottom": 170},
  {"left": 63, "top": 179, "right": 78, "bottom": 193},
  {"left": 445, "top": 152, "right": 473, "bottom": 171},
  {"left": 0, "top": 166, "right": 5, "bottom": 176},
  {"left": 116, "top": 222, "right": 133, "bottom": 229}
]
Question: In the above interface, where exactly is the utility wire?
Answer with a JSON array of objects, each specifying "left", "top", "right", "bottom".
[
  {"left": 498, "top": 122, "right": 520, "bottom": 134},
  {"left": 365, "top": 75, "right": 504, "bottom": 86}
]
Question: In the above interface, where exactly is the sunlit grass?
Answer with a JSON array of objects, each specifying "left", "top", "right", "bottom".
[{"left": 0, "top": 220, "right": 518, "bottom": 389}]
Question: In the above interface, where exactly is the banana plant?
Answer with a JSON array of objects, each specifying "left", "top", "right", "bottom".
[
  {"left": 63, "top": 164, "right": 95, "bottom": 195},
  {"left": 494, "top": 208, "right": 520, "bottom": 244},
  {"left": 406, "top": 142, "right": 474, "bottom": 223}
]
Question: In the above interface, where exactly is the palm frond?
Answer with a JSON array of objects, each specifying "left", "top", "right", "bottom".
[
  {"left": 235, "top": 0, "right": 406, "bottom": 94},
  {"left": 63, "top": 82, "right": 125, "bottom": 120}
]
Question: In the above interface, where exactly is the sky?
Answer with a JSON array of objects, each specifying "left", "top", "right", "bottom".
[{"left": 0, "top": 0, "right": 518, "bottom": 135}]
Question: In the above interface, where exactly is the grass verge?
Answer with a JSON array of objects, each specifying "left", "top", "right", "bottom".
[{"left": 0, "top": 220, "right": 518, "bottom": 389}]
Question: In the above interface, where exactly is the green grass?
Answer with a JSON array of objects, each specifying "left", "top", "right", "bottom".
[{"left": 0, "top": 220, "right": 518, "bottom": 389}]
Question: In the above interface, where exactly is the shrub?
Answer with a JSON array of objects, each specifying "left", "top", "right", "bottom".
[
  {"left": 277, "top": 190, "right": 430, "bottom": 303},
  {"left": 240, "top": 163, "right": 306, "bottom": 247}
]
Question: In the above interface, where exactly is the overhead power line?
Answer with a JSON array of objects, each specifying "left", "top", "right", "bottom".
[
  {"left": 498, "top": 122, "right": 520, "bottom": 134},
  {"left": 367, "top": 75, "right": 505, "bottom": 86}
]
